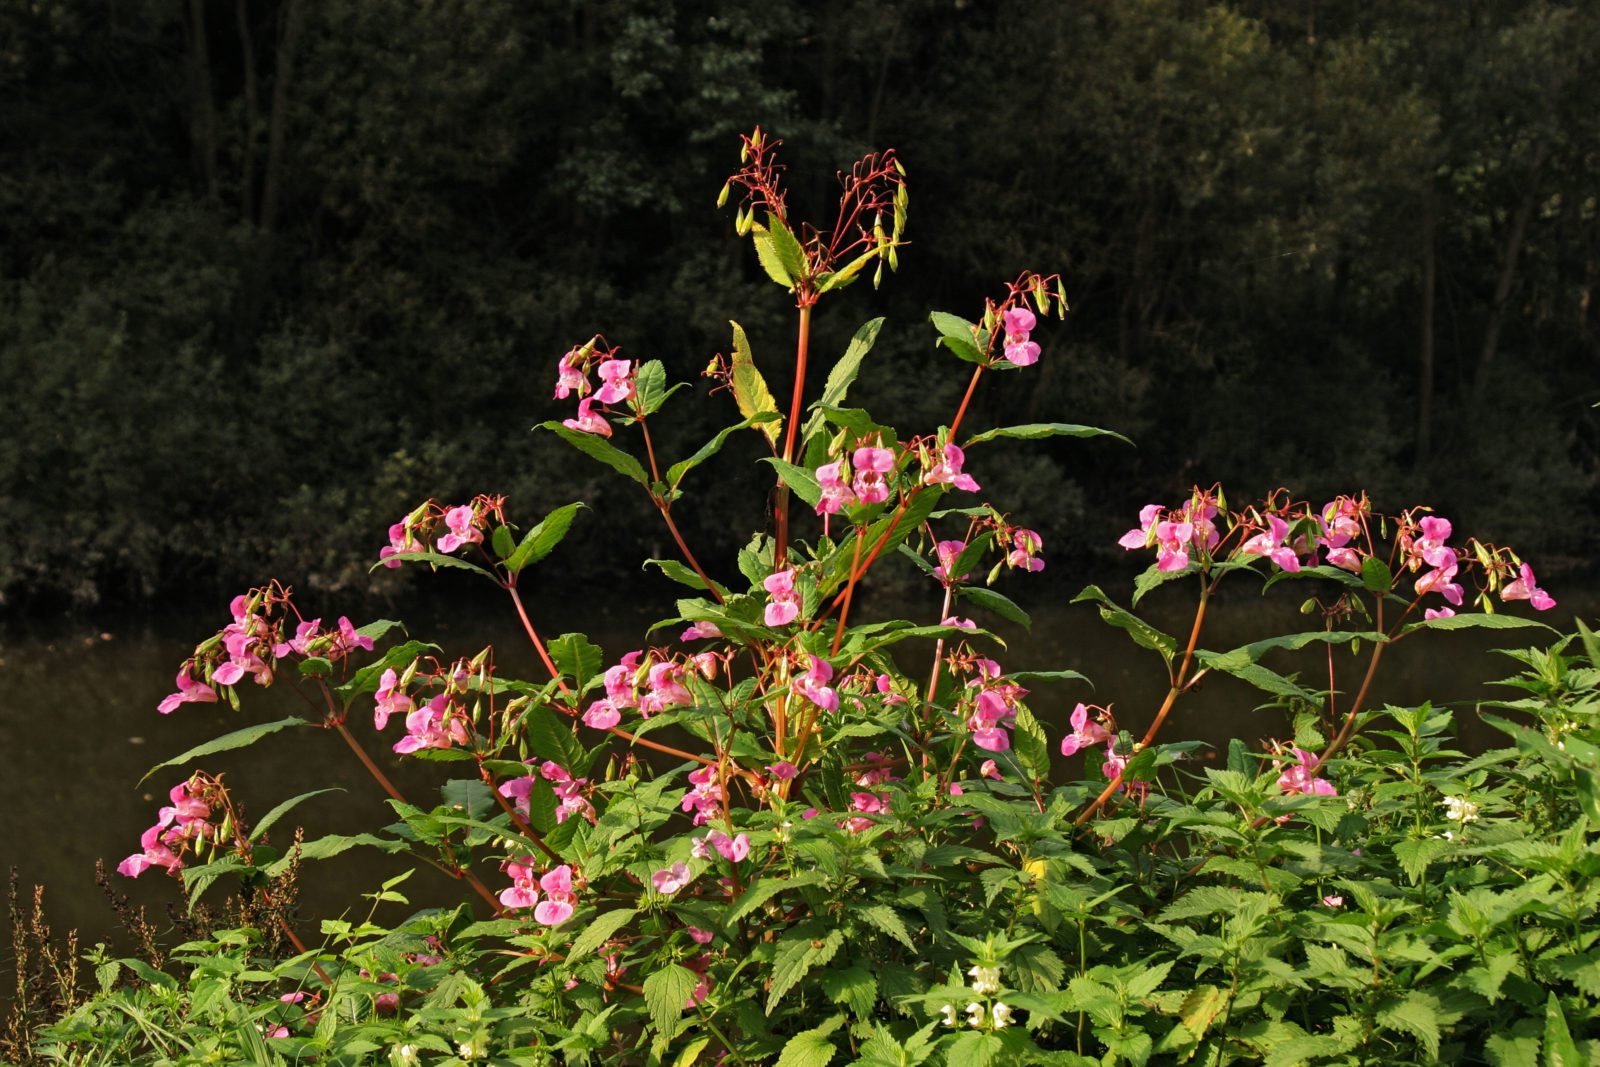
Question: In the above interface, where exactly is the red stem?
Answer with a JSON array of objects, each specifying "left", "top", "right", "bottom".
[
  {"left": 949, "top": 364, "right": 986, "bottom": 440},
  {"left": 507, "top": 585, "right": 569, "bottom": 694},
  {"left": 776, "top": 304, "right": 814, "bottom": 565}
]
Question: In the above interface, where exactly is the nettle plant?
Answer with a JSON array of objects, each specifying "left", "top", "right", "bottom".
[{"left": 39, "top": 132, "right": 1600, "bottom": 1066}]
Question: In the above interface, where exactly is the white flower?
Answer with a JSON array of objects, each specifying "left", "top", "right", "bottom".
[
  {"left": 966, "top": 1001, "right": 985, "bottom": 1027},
  {"left": 992, "top": 1002, "right": 1014, "bottom": 1029},
  {"left": 939, "top": 1004, "right": 959, "bottom": 1028},
  {"left": 1441, "top": 796, "right": 1480, "bottom": 824},
  {"left": 395, "top": 1045, "right": 420, "bottom": 1067},
  {"left": 967, "top": 963, "right": 1001, "bottom": 995}
]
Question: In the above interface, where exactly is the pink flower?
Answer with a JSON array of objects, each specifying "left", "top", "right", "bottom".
[
  {"left": 942, "top": 616, "right": 977, "bottom": 630},
  {"left": 1003, "top": 307, "right": 1037, "bottom": 336},
  {"left": 980, "top": 759, "right": 1002, "bottom": 780},
  {"left": 593, "top": 359, "right": 635, "bottom": 405},
  {"left": 792, "top": 656, "right": 838, "bottom": 713},
  {"left": 1240, "top": 515, "right": 1301, "bottom": 573},
  {"left": 1001, "top": 308, "right": 1040, "bottom": 367},
  {"left": 379, "top": 520, "right": 423, "bottom": 568},
  {"left": 968, "top": 689, "right": 1014, "bottom": 753},
  {"left": 1277, "top": 747, "right": 1336, "bottom": 797},
  {"left": 534, "top": 865, "right": 578, "bottom": 926},
  {"left": 924, "top": 443, "right": 979, "bottom": 493},
  {"left": 373, "top": 668, "right": 414, "bottom": 730},
  {"left": 767, "top": 761, "right": 798, "bottom": 781},
  {"left": 652, "top": 862, "right": 693, "bottom": 895},
  {"left": 1155, "top": 519, "right": 1195, "bottom": 572},
  {"left": 117, "top": 824, "right": 183, "bottom": 878},
  {"left": 563, "top": 396, "right": 612, "bottom": 437},
  {"left": 436, "top": 506, "right": 482, "bottom": 555},
  {"left": 1317, "top": 497, "right": 1364, "bottom": 572},
  {"left": 852, "top": 445, "right": 896, "bottom": 505},
  {"left": 157, "top": 667, "right": 218, "bottom": 715},
  {"left": 1118, "top": 504, "right": 1163, "bottom": 550},
  {"left": 763, "top": 569, "right": 800, "bottom": 627},
  {"left": 554, "top": 349, "right": 589, "bottom": 400},
  {"left": 949, "top": 781, "right": 965, "bottom": 796},
  {"left": 640, "top": 661, "right": 692, "bottom": 716},
  {"left": 1006, "top": 528, "right": 1044, "bottom": 572},
  {"left": 1424, "top": 607, "right": 1455, "bottom": 621},
  {"left": 497, "top": 774, "right": 539, "bottom": 817},
  {"left": 681, "top": 766, "right": 724, "bottom": 826},
  {"left": 1502, "top": 562, "right": 1556, "bottom": 611},
  {"left": 706, "top": 831, "right": 750, "bottom": 863},
  {"left": 933, "top": 539, "right": 967, "bottom": 583},
  {"left": 687, "top": 926, "right": 714, "bottom": 944},
  {"left": 681, "top": 620, "right": 723, "bottom": 641},
  {"left": 1322, "top": 895, "right": 1344, "bottom": 908},
  {"left": 581, "top": 699, "right": 621, "bottom": 730},
  {"left": 1414, "top": 556, "right": 1464, "bottom": 607},
  {"left": 499, "top": 857, "right": 540, "bottom": 910},
  {"left": 1059, "top": 703, "right": 1112, "bottom": 758},
  {"left": 393, "top": 693, "right": 469, "bottom": 754},
  {"left": 816, "top": 459, "right": 858, "bottom": 517}
]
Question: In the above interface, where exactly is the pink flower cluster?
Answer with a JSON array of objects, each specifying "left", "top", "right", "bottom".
[
  {"left": 499, "top": 762, "right": 596, "bottom": 825},
  {"left": 583, "top": 650, "right": 695, "bottom": 729},
  {"left": 694, "top": 829, "right": 751, "bottom": 864},
  {"left": 1316, "top": 496, "right": 1365, "bottom": 572},
  {"left": 499, "top": 859, "right": 578, "bottom": 926},
  {"left": 1006, "top": 528, "right": 1045, "bottom": 573},
  {"left": 842, "top": 752, "right": 901, "bottom": 833},
  {"left": 118, "top": 780, "right": 216, "bottom": 878},
  {"left": 555, "top": 342, "right": 637, "bottom": 438},
  {"left": 1001, "top": 307, "right": 1041, "bottom": 367},
  {"left": 157, "top": 591, "right": 374, "bottom": 713},
  {"left": 962, "top": 658, "right": 1027, "bottom": 753},
  {"left": 1276, "top": 746, "right": 1336, "bottom": 798},
  {"left": 1403, "top": 515, "right": 1465, "bottom": 619},
  {"left": 373, "top": 662, "right": 473, "bottom": 754},
  {"left": 1117, "top": 496, "right": 1221, "bottom": 572},
  {"left": 791, "top": 655, "right": 838, "bottom": 713},
  {"left": 815, "top": 441, "right": 897, "bottom": 521},
  {"left": 681, "top": 765, "right": 725, "bottom": 826}
]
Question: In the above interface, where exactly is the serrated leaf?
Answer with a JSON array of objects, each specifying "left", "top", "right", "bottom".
[
  {"left": 566, "top": 909, "right": 637, "bottom": 961},
  {"left": 964, "top": 423, "right": 1133, "bottom": 447},
  {"left": 1393, "top": 837, "right": 1451, "bottom": 884},
  {"left": 541, "top": 422, "right": 649, "bottom": 485},
  {"left": 249, "top": 788, "right": 343, "bottom": 842},
  {"left": 1404, "top": 613, "right": 1556, "bottom": 635},
  {"left": 366, "top": 547, "right": 498, "bottom": 580},
  {"left": 142, "top": 717, "right": 309, "bottom": 784},
  {"left": 1545, "top": 991, "right": 1583, "bottom": 1067},
  {"left": 776, "top": 1016, "right": 842, "bottom": 1067},
  {"left": 336, "top": 639, "right": 440, "bottom": 705},
  {"left": 768, "top": 929, "right": 844, "bottom": 1013},
  {"left": 646, "top": 559, "right": 732, "bottom": 599},
  {"left": 505, "top": 503, "right": 585, "bottom": 573},
  {"left": 547, "top": 633, "right": 604, "bottom": 690},
  {"left": 1012, "top": 704, "right": 1050, "bottom": 781},
  {"left": 821, "top": 967, "right": 878, "bottom": 1018},
  {"left": 1360, "top": 555, "right": 1394, "bottom": 593},
  {"left": 728, "top": 873, "right": 824, "bottom": 923},
  {"left": 857, "top": 905, "right": 914, "bottom": 949},
  {"left": 264, "top": 832, "right": 408, "bottom": 877},
  {"left": 1377, "top": 993, "right": 1442, "bottom": 1059},
  {"left": 730, "top": 321, "right": 782, "bottom": 447},
  {"left": 643, "top": 964, "right": 697, "bottom": 1035},
  {"left": 763, "top": 458, "right": 824, "bottom": 509},
  {"left": 524, "top": 704, "right": 585, "bottom": 770}
]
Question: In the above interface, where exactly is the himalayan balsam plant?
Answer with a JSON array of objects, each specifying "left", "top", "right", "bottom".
[{"left": 31, "top": 130, "right": 1598, "bottom": 1067}]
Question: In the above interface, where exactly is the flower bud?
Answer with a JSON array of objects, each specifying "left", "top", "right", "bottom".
[{"left": 716, "top": 181, "right": 731, "bottom": 208}]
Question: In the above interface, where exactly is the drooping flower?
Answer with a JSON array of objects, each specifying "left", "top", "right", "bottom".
[
  {"left": 705, "top": 831, "right": 750, "bottom": 863},
  {"left": 763, "top": 569, "right": 801, "bottom": 627},
  {"left": 924, "top": 443, "right": 979, "bottom": 493},
  {"left": 393, "top": 693, "right": 469, "bottom": 754},
  {"left": 581, "top": 699, "right": 621, "bottom": 730},
  {"left": 553, "top": 349, "right": 589, "bottom": 400},
  {"left": 767, "top": 760, "right": 798, "bottom": 781},
  {"left": 498, "top": 857, "right": 541, "bottom": 910},
  {"left": 651, "top": 862, "right": 693, "bottom": 895},
  {"left": 852, "top": 445, "right": 896, "bottom": 505},
  {"left": 933, "top": 539, "right": 967, "bottom": 583},
  {"left": 379, "top": 520, "right": 424, "bottom": 568},
  {"left": 1006, "top": 528, "right": 1044, "bottom": 572},
  {"left": 816, "top": 459, "right": 858, "bottom": 518},
  {"left": 968, "top": 964, "right": 1001, "bottom": 995},
  {"left": 593, "top": 359, "right": 636, "bottom": 406},
  {"left": 1059, "top": 703, "right": 1112, "bottom": 758},
  {"left": 437, "top": 506, "right": 482, "bottom": 555},
  {"left": 533, "top": 865, "right": 578, "bottom": 926},
  {"left": 563, "top": 396, "right": 612, "bottom": 437},
  {"left": 640, "top": 661, "right": 692, "bottom": 716},
  {"left": 373, "top": 669, "right": 415, "bottom": 731},
  {"left": 680, "top": 766, "right": 723, "bottom": 826},
  {"left": 1441, "top": 796, "right": 1480, "bottom": 823},
  {"left": 1317, "top": 497, "right": 1364, "bottom": 572},
  {"left": 1240, "top": 515, "right": 1301, "bottom": 573},
  {"left": 1002, "top": 306, "right": 1040, "bottom": 367},
  {"left": 992, "top": 1002, "right": 1014, "bottom": 1029},
  {"left": 1414, "top": 554, "right": 1464, "bottom": 607},
  {"left": 968, "top": 689, "right": 1015, "bottom": 752},
  {"left": 1501, "top": 562, "right": 1556, "bottom": 611},
  {"left": 157, "top": 666, "right": 218, "bottom": 715},
  {"left": 792, "top": 656, "right": 839, "bottom": 713},
  {"left": 1118, "top": 505, "right": 1164, "bottom": 551},
  {"left": 681, "top": 620, "right": 723, "bottom": 642}
]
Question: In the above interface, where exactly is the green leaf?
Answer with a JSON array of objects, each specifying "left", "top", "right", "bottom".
[
  {"left": 801, "top": 317, "right": 885, "bottom": 443},
  {"left": 142, "top": 717, "right": 309, "bottom": 784},
  {"left": 730, "top": 321, "right": 782, "bottom": 448},
  {"left": 767, "top": 929, "right": 844, "bottom": 1013},
  {"left": 645, "top": 559, "right": 731, "bottom": 599},
  {"left": 1193, "top": 649, "right": 1315, "bottom": 701},
  {"left": 964, "top": 423, "right": 1133, "bottom": 447},
  {"left": 1544, "top": 992, "right": 1583, "bottom": 1067},
  {"left": 857, "top": 905, "right": 915, "bottom": 949},
  {"left": 642, "top": 964, "right": 697, "bottom": 1036},
  {"left": 821, "top": 967, "right": 878, "bottom": 1018},
  {"left": 1072, "top": 585, "right": 1176, "bottom": 664},
  {"left": 956, "top": 586, "right": 1031, "bottom": 630},
  {"left": 249, "top": 788, "right": 343, "bottom": 842},
  {"left": 667, "top": 413, "right": 780, "bottom": 488},
  {"left": 547, "top": 633, "right": 604, "bottom": 690},
  {"left": 1392, "top": 837, "right": 1450, "bottom": 884},
  {"left": 1012, "top": 704, "right": 1051, "bottom": 780},
  {"left": 1403, "top": 613, "right": 1556, "bottom": 636},
  {"left": 822, "top": 486, "right": 944, "bottom": 596},
  {"left": 636, "top": 359, "right": 686, "bottom": 417},
  {"left": 524, "top": 704, "right": 585, "bottom": 769},
  {"left": 763, "top": 458, "right": 824, "bottom": 509},
  {"left": 491, "top": 525, "right": 516, "bottom": 559},
  {"left": 336, "top": 639, "right": 440, "bottom": 705},
  {"left": 567, "top": 909, "right": 637, "bottom": 961},
  {"left": 1360, "top": 555, "right": 1394, "bottom": 594},
  {"left": 752, "top": 218, "right": 808, "bottom": 289},
  {"left": 1377, "top": 992, "right": 1442, "bottom": 1060},
  {"left": 505, "top": 503, "right": 585, "bottom": 573},
  {"left": 264, "top": 832, "right": 409, "bottom": 877},
  {"left": 367, "top": 548, "right": 498, "bottom": 581},
  {"left": 727, "top": 873, "right": 824, "bottom": 923},
  {"left": 776, "top": 1016, "right": 842, "bottom": 1067},
  {"left": 540, "top": 421, "right": 649, "bottom": 485},
  {"left": 297, "top": 656, "right": 333, "bottom": 678}
]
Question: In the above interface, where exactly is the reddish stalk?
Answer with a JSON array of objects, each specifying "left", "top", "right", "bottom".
[
  {"left": 830, "top": 535, "right": 867, "bottom": 656},
  {"left": 507, "top": 585, "right": 568, "bottom": 694},
  {"left": 1074, "top": 581, "right": 1212, "bottom": 828},
  {"left": 948, "top": 364, "right": 986, "bottom": 440},
  {"left": 482, "top": 766, "right": 560, "bottom": 864},
  {"left": 658, "top": 505, "right": 725, "bottom": 604},
  {"left": 273, "top": 915, "right": 333, "bottom": 986},
  {"left": 608, "top": 725, "right": 715, "bottom": 766},
  {"left": 775, "top": 304, "right": 815, "bottom": 565}
]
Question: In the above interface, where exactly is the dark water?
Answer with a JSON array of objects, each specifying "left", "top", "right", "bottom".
[{"left": 2, "top": 580, "right": 1589, "bottom": 954}]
